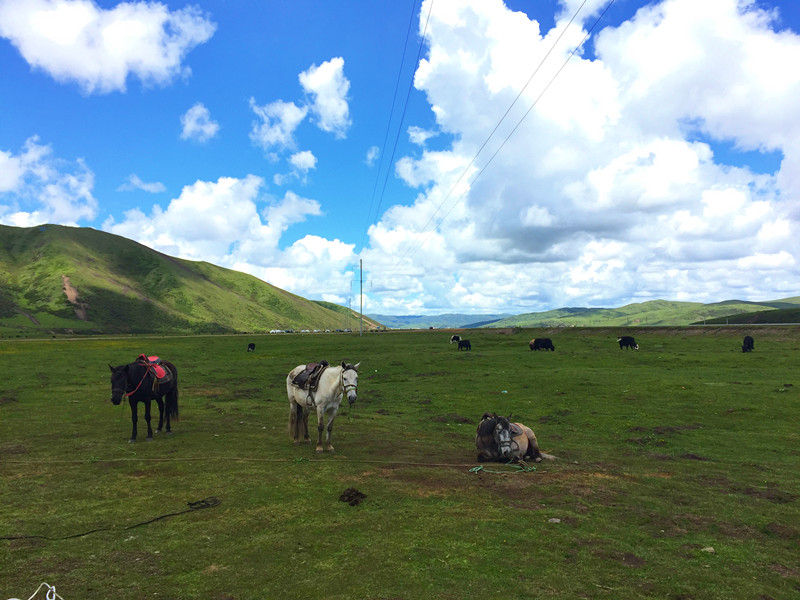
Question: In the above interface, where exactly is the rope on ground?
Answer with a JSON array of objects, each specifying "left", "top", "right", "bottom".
[
  {"left": 0, "top": 497, "right": 220, "bottom": 543},
  {"left": 469, "top": 462, "right": 537, "bottom": 474},
  {"left": 1, "top": 456, "right": 485, "bottom": 468},
  {"left": 6, "top": 581, "right": 65, "bottom": 600}
]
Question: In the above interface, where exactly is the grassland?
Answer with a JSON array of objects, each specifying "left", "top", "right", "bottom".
[{"left": 1, "top": 327, "right": 798, "bottom": 599}]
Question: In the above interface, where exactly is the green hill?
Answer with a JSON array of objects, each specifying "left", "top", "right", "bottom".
[
  {"left": 695, "top": 304, "right": 800, "bottom": 325},
  {"left": 0, "top": 224, "right": 372, "bottom": 336},
  {"left": 488, "top": 298, "right": 800, "bottom": 328}
]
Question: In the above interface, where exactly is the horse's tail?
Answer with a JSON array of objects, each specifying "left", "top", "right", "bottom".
[
  {"left": 166, "top": 363, "right": 179, "bottom": 421},
  {"left": 289, "top": 401, "right": 303, "bottom": 438},
  {"left": 168, "top": 386, "right": 179, "bottom": 421},
  {"left": 539, "top": 452, "right": 557, "bottom": 460}
]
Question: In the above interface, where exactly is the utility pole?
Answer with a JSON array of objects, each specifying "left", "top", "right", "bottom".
[{"left": 359, "top": 259, "right": 363, "bottom": 337}]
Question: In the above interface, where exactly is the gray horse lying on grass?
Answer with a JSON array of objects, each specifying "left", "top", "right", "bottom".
[{"left": 475, "top": 412, "right": 556, "bottom": 463}]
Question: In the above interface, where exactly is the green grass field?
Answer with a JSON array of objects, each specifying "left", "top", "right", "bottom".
[{"left": 1, "top": 327, "right": 798, "bottom": 599}]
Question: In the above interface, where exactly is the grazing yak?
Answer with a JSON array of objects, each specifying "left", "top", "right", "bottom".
[
  {"left": 742, "top": 335, "right": 754, "bottom": 353},
  {"left": 450, "top": 334, "right": 461, "bottom": 344},
  {"left": 247, "top": 343, "right": 256, "bottom": 352},
  {"left": 458, "top": 339, "right": 471, "bottom": 351},
  {"left": 529, "top": 338, "right": 555, "bottom": 351},
  {"left": 618, "top": 336, "right": 639, "bottom": 350}
]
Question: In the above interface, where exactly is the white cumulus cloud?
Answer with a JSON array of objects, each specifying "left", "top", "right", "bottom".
[
  {"left": 249, "top": 98, "right": 308, "bottom": 151},
  {"left": 358, "top": 0, "right": 800, "bottom": 313},
  {"left": 0, "top": 136, "right": 97, "bottom": 226},
  {"left": 117, "top": 174, "right": 166, "bottom": 193},
  {"left": 298, "top": 57, "right": 351, "bottom": 138},
  {"left": 0, "top": 0, "right": 216, "bottom": 94},
  {"left": 180, "top": 102, "right": 220, "bottom": 142},
  {"left": 102, "top": 177, "right": 357, "bottom": 300}
]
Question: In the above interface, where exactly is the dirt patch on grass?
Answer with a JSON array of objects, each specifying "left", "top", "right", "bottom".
[
  {"left": 700, "top": 474, "right": 797, "bottom": 504},
  {"left": 538, "top": 409, "right": 572, "bottom": 424},
  {"left": 679, "top": 453, "right": 711, "bottom": 461},
  {"left": 231, "top": 387, "right": 263, "bottom": 399},
  {"left": 431, "top": 413, "right": 473, "bottom": 424},
  {"left": 109, "top": 550, "right": 165, "bottom": 576},
  {"left": 763, "top": 522, "right": 799, "bottom": 540},
  {"left": 626, "top": 436, "right": 666, "bottom": 446},
  {"left": 769, "top": 563, "right": 799, "bottom": 578},
  {"left": 646, "top": 512, "right": 758, "bottom": 540},
  {"left": 627, "top": 424, "right": 704, "bottom": 447},
  {"left": 743, "top": 485, "right": 796, "bottom": 504},
  {"left": 0, "top": 443, "right": 28, "bottom": 455},
  {"left": 628, "top": 424, "right": 703, "bottom": 434}
]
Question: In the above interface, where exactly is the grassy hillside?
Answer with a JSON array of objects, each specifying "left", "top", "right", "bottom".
[
  {"left": 0, "top": 224, "right": 369, "bottom": 336},
  {"left": 697, "top": 304, "right": 800, "bottom": 325},
  {"left": 490, "top": 298, "right": 800, "bottom": 328}
]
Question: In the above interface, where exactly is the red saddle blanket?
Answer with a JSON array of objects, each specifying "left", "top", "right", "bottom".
[{"left": 137, "top": 354, "right": 167, "bottom": 380}]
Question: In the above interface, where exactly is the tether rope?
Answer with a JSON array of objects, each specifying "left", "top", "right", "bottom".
[
  {"left": 0, "top": 497, "right": 220, "bottom": 542},
  {"left": 469, "top": 462, "right": 537, "bottom": 474},
  {"left": 0, "top": 456, "right": 544, "bottom": 469},
  {"left": 8, "top": 581, "right": 65, "bottom": 600}
]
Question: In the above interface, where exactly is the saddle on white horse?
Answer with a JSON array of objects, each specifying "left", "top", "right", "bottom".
[{"left": 291, "top": 360, "right": 329, "bottom": 391}]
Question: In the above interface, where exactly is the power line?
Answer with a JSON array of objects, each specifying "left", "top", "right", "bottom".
[
  {"left": 387, "top": 0, "right": 616, "bottom": 272},
  {"left": 359, "top": 0, "right": 434, "bottom": 251}
]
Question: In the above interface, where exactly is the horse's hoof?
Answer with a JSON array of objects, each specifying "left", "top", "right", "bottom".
[
  {"left": 128, "top": 439, "right": 136, "bottom": 444},
  {"left": 327, "top": 448, "right": 336, "bottom": 453},
  {"left": 146, "top": 437, "right": 153, "bottom": 442},
  {"left": 316, "top": 447, "right": 324, "bottom": 454}
]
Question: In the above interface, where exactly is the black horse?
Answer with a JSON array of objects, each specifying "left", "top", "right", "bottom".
[{"left": 109, "top": 358, "right": 179, "bottom": 442}]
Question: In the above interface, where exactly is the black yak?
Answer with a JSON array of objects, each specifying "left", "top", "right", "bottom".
[{"left": 529, "top": 338, "right": 555, "bottom": 351}]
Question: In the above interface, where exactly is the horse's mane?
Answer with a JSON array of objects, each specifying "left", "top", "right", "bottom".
[
  {"left": 476, "top": 413, "right": 498, "bottom": 436},
  {"left": 477, "top": 412, "right": 513, "bottom": 436}
]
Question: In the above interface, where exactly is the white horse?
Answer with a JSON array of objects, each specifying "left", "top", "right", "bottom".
[{"left": 287, "top": 361, "right": 360, "bottom": 453}]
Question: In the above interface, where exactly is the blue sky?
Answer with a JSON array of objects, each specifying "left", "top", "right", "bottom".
[{"left": 1, "top": 0, "right": 798, "bottom": 315}]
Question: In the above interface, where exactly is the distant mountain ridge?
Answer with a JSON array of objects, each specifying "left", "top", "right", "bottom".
[
  {"left": 0, "top": 223, "right": 377, "bottom": 336},
  {"left": 1, "top": 224, "right": 797, "bottom": 336},
  {"left": 367, "top": 313, "right": 512, "bottom": 329},
  {"left": 369, "top": 297, "right": 800, "bottom": 329}
]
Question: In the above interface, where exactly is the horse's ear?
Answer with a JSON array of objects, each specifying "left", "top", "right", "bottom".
[
  {"left": 341, "top": 360, "right": 347, "bottom": 369},
  {"left": 109, "top": 363, "right": 114, "bottom": 372},
  {"left": 353, "top": 362, "right": 360, "bottom": 371}
]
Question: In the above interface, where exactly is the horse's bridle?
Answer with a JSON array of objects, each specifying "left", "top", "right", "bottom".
[
  {"left": 112, "top": 364, "right": 150, "bottom": 399},
  {"left": 494, "top": 422, "right": 518, "bottom": 456},
  {"left": 340, "top": 365, "right": 358, "bottom": 396}
]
